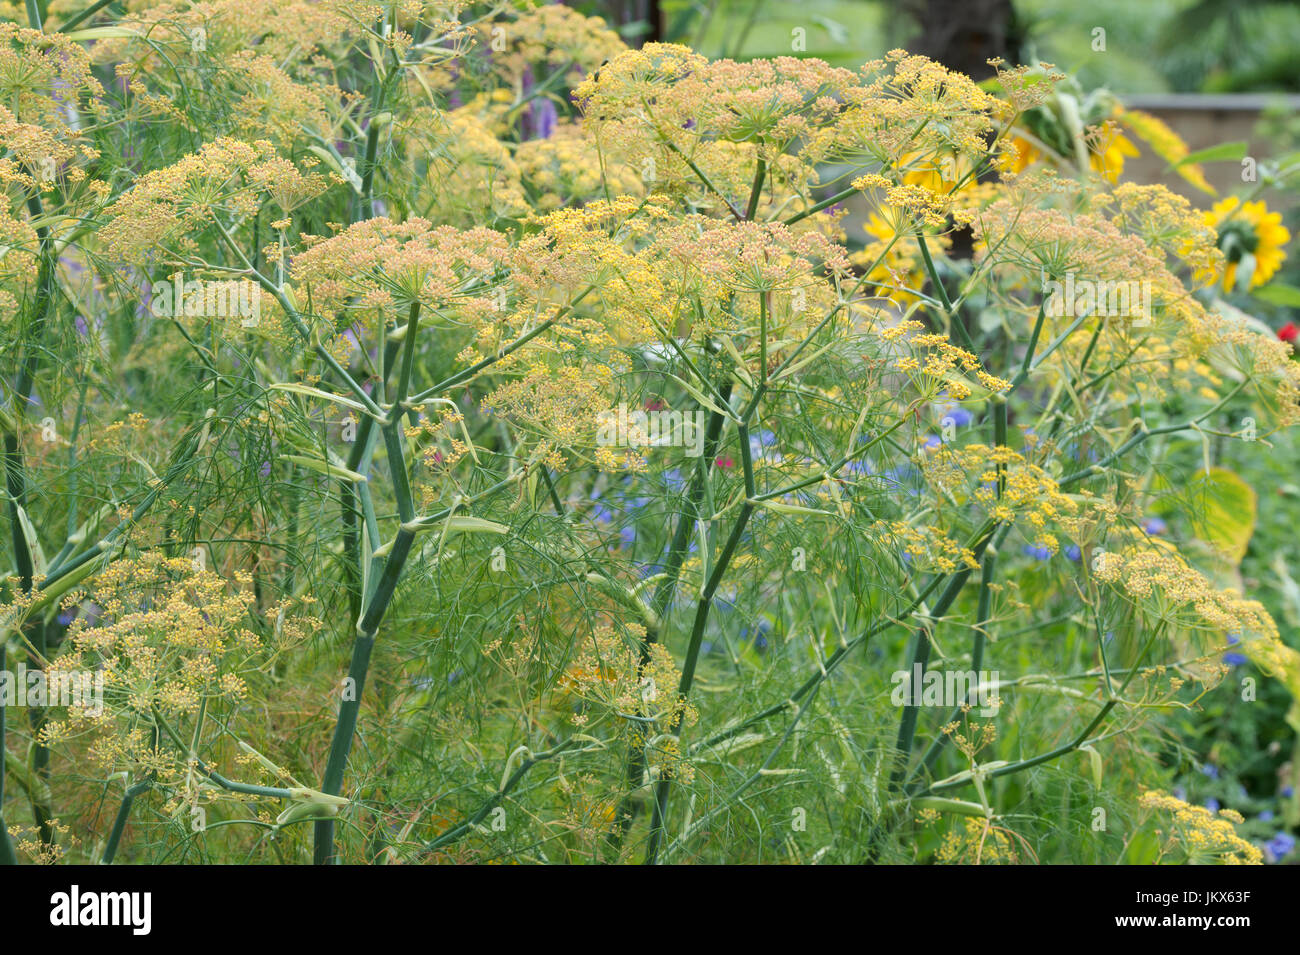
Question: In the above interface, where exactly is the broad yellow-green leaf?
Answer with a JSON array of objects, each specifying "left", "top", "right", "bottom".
[{"left": 1186, "top": 467, "right": 1257, "bottom": 564}]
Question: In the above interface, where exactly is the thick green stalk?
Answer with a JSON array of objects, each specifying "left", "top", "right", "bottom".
[
  {"left": 313, "top": 520, "right": 416, "bottom": 864},
  {"left": 745, "top": 157, "right": 766, "bottom": 221},
  {"left": 610, "top": 378, "right": 734, "bottom": 851},
  {"left": 644, "top": 418, "right": 759, "bottom": 863},
  {"left": 3, "top": 194, "right": 58, "bottom": 848},
  {"left": 883, "top": 518, "right": 1004, "bottom": 791},
  {"left": 101, "top": 780, "right": 151, "bottom": 864}
]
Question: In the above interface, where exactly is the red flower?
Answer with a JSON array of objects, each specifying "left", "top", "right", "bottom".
[
  {"left": 1279, "top": 322, "right": 1299, "bottom": 344},
  {"left": 715, "top": 456, "right": 734, "bottom": 469}
]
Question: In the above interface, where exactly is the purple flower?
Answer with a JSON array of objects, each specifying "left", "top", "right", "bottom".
[
  {"left": 532, "top": 97, "right": 558, "bottom": 140},
  {"left": 1022, "top": 543, "right": 1052, "bottom": 561},
  {"left": 1065, "top": 544, "right": 1082, "bottom": 562}
]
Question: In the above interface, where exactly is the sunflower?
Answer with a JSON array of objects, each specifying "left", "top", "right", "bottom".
[
  {"left": 1088, "top": 121, "right": 1140, "bottom": 183},
  {"left": 1203, "top": 197, "right": 1291, "bottom": 292},
  {"left": 1004, "top": 134, "right": 1041, "bottom": 176}
]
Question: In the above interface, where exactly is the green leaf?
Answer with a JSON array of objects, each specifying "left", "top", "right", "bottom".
[
  {"left": 1081, "top": 744, "right": 1103, "bottom": 789},
  {"left": 1252, "top": 283, "right": 1300, "bottom": 308},
  {"left": 437, "top": 516, "right": 509, "bottom": 537},
  {"left": 1169, "top": 141, "right": 1247, "bottom": 169},
  {"left": 61, "top": 26, "right": 141, "bottom": 41},
  {"left": 269, "top": 382, "right": 376, "bottom": 416},
  {"left": 280, "top": 454, "right": 368, "bottom": 483},
  {"left": 14, "top": 504, "right": 46, "bottom": 578},
  {"left": 667, "top": 373, "right": 736, "bottom": 423},
  {"left": 753, "top": 498, "right": 829, "bottom": 517}
]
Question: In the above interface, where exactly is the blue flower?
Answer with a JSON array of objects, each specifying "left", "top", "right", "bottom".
[
  {"left": 1141, "top": 516, "right": 1168, "bottom": 536},
  {"left": 749, "top": 430, "right": 779, "bottom": 461},
  {"left": 1201, "top": 764, "right": 1219, "bottom": 780},
  {"left": 1205, "top": 797, "right": 1220, "bottom": 812},
  {"left": 740, "top": 617, "right": 772, "bottom": 651},
  {"left": 1260, "top": 810, "right": 1275, "bottom": 822},
  {"left": 1266, "top": 832, "right": 1296, "bottom": 860},
  {"left": 1223, "top": 633, "right": 1248, "bottom": 666},
  {"left": 1022, "top": 543, "right": 1052, "bottom": 561},
  {"left": 943, "top": 408, "right": 974, "bottom": 427},
  {"left": 922, "top": 433, "right": 942, "bottom": 451},
  {"left": 1065, "top": 544, "right": 1082, "bottom": 562}
]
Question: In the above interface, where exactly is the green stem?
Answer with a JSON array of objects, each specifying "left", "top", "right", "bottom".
[
  {"left": 0, "top": 642, "right": 14, "bottom": 865},
  {"left": 745, "top": 157, "right": 766, "bottom": 221},
  {"left": 783, "top": 184, "right": 860, "bottom": 226},
  {"left": 917, "top": 233, "right": 977, "bottom": 353},
  {"left": 58, "top": 0, "right": 115, "bottom": 32},
  {"left": 426, "top": 739, "right": 582, "bottom": 852},
  {"left": 101, "top": 780, "right": 152, "bottom": 864}
]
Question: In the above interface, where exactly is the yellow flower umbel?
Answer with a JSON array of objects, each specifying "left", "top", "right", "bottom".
[
  {"left": 1139, "top": 790, "right": 1262, "bottom": 864},
  {"left": 1203, "top": 197, "right": 1291, "bottom": 293}
]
